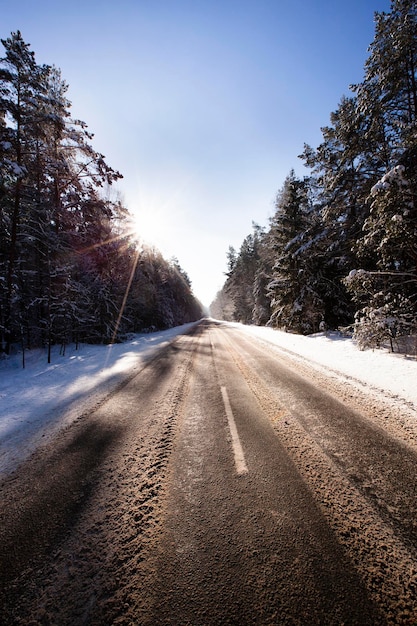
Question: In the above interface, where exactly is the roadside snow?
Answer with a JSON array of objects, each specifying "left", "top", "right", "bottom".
[
  {"left": 1, "top": 319, "right": 416, "bottom": 477},
  {"left": 0, "top": 323, "right": 197, "bottom": 476},
  {"left": 232, "top": 323, "right": 417, "bottom": 409}
]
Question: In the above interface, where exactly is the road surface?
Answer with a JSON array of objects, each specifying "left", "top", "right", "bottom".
[{"left": 1, "top": 319, "right": 417, "bottom": 624}]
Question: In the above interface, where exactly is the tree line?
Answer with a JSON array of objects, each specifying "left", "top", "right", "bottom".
[
  {"left": 0, "top": 31, "right": 202, "bottom": 362},
  {"left": 211, "top": 0, "right": 417, "bottom": 350}
]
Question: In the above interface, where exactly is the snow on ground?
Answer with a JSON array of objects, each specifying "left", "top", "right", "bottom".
[
  {"left": 0, "top": 319, "right": 416, "bottom": 477},
  {"left": 0, "top": 323, "right": 198, "bottom": 477},
  {"left": 233, "top": 322, "right": 417, "bottom": 409}
]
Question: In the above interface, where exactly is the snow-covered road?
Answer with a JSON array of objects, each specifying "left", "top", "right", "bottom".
[
  {"left": 0, "top": 319, "right": 416, "bottom": 476},
  {"left": 2, "top": 319, "right": 417, "bottom": 624}
]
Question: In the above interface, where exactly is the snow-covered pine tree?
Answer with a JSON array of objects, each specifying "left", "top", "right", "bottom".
[
  {"left": 344, "top": 0, "right": 417, "bottom": 349},
  {"left": 0, "top": 32, "right": 126, "bottom": 355},
  {"left": 362, "top": 0, "right": 417, "bottom": 157},
  {"left": 209, "top": 287, "right": 235, "bottom": 321},
  {"left": 266, "top": 171, "right": 326, "bottom": 333},
  {"left": 299, "top": 93, "right": 379, "bottom": 328},
  {"left": 345, "top": 163, "right": 417, "bottom": 349},
  {"left": 252, "top": 227, "right": 274, "bottom": 326},
  {"left": 224, "top": 224, "right": 264, "bottom": 324},
  {"left": 0, "top": 31, "right": 51, "bottom": 353}
]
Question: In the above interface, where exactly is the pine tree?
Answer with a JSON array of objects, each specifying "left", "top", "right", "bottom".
[
  {"left": 299, "top": 94, "right": 377, "bottom": 328},
  {"left": 224, "top": 224, "right": 264, "bottom": 324},
  {"left": 345, "top": 163, "right": 417, "bottom": 349},
  {"left": 0, "top": 32, "right": 127, "bottom": 356},
  {"left": 0, "top": 31, "right": 51, "bottom": 353},
  {"left": 267, "top": 171, "right": 326, "bottom": 333},
  {"left": 210, "top": 288, "right": 235, "bottom": 321},
  {"left": 344, "top": 0, "right": 417, "bottom": 348},
  {"left": 252, "top": 227, "right": 274, "bottom": 326},
  {"left": 362, "top": 0, "right": 417, "bottom": 154}
]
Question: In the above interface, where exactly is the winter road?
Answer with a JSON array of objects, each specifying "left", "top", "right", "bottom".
[{"left": 1, "top": 319, "right": 417, "bottom": 624}]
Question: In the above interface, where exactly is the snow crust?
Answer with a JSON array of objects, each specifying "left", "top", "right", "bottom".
[{"left": 1, "top": 319, "right": 416, "bottom": 476}]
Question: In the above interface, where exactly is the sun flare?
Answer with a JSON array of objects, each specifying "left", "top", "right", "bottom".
[
  {"left": 125, "top": 207, "right": 168, "bottom": 256},
  {"left": 125, "top": 183, "right": 187, "bottom": 259}
]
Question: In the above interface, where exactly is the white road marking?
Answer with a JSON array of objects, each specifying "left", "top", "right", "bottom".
[{"left": 221, "top": 386, "right": 248, "bottom": 475}]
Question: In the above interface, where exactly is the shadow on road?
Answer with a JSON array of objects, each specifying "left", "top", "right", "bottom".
[{"left": 0, "top": 418, "right": 125, "bottom": 586}]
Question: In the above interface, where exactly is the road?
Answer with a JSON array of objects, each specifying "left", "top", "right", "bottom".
[{"left": 1, "top": 319, "right": 417, "bottom": 624}]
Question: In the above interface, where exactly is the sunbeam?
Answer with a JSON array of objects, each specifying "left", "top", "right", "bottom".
[{"left": 109, "top": 244, "right": 141, "bottom": 348}]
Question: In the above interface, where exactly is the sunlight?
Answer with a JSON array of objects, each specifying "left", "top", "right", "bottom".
[
  {"left": 126, "top": 178, "right": 191, "bottom": 260},
  {"left": 129, "top": 205, "right": 170, "bottom": 252},
  {"left": 109, "top": 244, "right": 141, "bottom": 347}
]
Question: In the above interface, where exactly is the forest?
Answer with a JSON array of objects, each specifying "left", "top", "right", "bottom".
[
  {"left": 211, "top": 0, "right": 417, "bottom": 351},
  {"left": 0, "top": 32, "right": 202, "bottom": 361}
]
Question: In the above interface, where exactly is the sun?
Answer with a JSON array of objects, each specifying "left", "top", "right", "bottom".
[
  {"left": 126, "top": 203, "right": 175, "bottom": 258},
  {"left": 123, "top": 177, "right": 190, "bottom": 258}
]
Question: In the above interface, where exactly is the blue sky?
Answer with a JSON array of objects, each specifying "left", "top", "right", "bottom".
[{"left": 1, "top": 0, "right": 391, "bottom": 306}]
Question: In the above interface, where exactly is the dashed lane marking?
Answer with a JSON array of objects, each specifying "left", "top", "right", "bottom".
[{"left": 221, "top": 386, "right": 248, "bottom": 476}]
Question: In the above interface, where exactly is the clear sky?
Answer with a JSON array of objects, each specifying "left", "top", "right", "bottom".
[{"left": 1, "top": 0, "right": 391, "bottom": 306}]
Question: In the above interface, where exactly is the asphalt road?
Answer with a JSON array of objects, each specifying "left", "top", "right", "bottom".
[{"left": 1, "top": 319, "right": 417, "bottom": 624}]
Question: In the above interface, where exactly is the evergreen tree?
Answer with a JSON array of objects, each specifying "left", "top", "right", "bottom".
[
  {"left": 210, "top": 287, "right": 235, "bottom": 321},
  {"left": 345, "top": 163, "right": 417, "bottom": 348},
  {"left": 299, "top": 95, "right": 375, "bottom": 328},
  {"left": 214, "top": 0, "right": 417, "bottom": 343},
  {"left": 361, "top": 0, "right": 417, "bottom": 155},
  {"left": 252, "top": 227, "right": 274, "bottom": 326},
  {"left": 224, "top": 224, "right": 264, "bottom": 324},
  {"left": 344, "top": 0, "right": 417, "bottom": 348},
  {"left": 0, "top": 32, "right": 202, "bottom": 360},
  {"left": 0, "top": 31, "right": 50, "bottom": 352},
  {"left": 0, "top": 32, "right": 124, "bottom": 354},
  {"left": 267, "top": 171, "right": 325, "bottom": 333}
]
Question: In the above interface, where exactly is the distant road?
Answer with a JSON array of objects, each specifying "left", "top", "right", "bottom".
[{"left": 1, "top": 319, "right": 417, "bottom": 624}]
